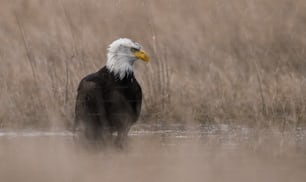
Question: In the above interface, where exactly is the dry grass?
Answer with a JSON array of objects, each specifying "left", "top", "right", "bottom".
[{"left": 1, "top": 0, "right": 306, "bottom": 129}]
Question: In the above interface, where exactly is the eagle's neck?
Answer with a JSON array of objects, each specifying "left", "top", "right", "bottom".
[{"left": 106, "top": 52, "right": 135, "bottom": 80}]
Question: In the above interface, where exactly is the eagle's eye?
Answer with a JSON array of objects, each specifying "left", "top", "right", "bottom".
[{"left": 131, "top": 47, "right": 140, "bottom": 52}]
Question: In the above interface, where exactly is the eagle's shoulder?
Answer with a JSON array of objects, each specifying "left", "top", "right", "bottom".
[
  {"left": 77, "top": 80, "right": 96, "bottom": 93},
  {"left": 77, "top": 67, "right": 112, "bottom": 92},
  {"left": 77, "top": 74, "right": 98, "bottom": 92}
]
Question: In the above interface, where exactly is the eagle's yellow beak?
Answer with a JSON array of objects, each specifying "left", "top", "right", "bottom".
[{"left": 133, "top": 50, "right": 149, "bottom": 63}]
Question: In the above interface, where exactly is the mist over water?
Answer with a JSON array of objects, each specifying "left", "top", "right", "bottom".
[{"left": 1, "top": 124, "right": 306, "bottom": 182}]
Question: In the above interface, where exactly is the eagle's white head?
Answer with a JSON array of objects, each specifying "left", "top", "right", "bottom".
[{"left": 106, "top": 38, "right": 149, "bottom": 80}]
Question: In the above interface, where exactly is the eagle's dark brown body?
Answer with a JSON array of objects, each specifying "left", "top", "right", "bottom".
[{"left": 74, "top": 66, "right": 142, "bottom": 146}]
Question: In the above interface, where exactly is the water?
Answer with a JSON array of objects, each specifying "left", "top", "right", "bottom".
[{"left": 0, "top": 124, "right": 306, "bottom": 182}]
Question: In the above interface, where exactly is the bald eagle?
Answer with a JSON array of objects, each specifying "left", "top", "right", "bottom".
[{"left": 74, "top": 38, "right": 149, "bottom": 147}]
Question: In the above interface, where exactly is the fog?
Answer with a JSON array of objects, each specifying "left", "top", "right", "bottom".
[{"left": 1, "top": 125, "right": 306, "bottom": 182}]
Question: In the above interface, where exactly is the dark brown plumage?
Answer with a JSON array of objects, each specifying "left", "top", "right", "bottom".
[
  {"left": 74, "top": 66, "right": 142, "bottom": 147},
  {"left": 74, "top": 38, "right": 149, "bottom": 147}
]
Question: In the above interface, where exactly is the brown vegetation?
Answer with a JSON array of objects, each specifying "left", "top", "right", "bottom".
[{"left": 1, "top": 0, "right": 306, "bottom": 129}]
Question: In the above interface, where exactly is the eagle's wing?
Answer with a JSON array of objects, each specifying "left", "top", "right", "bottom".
[
  {"left": 135, "top": 83, "right": 142, "bottom": 120},
  {"left": 74, "top": 79, "right": 109, "bottom": 132}
]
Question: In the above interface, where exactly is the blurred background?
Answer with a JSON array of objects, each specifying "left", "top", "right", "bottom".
[{"left": 1, "top": 0, "right": 306, "bottom": 129}]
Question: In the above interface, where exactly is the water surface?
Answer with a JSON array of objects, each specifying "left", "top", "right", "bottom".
[{"left": 1, "top": 124, "right": 306, "bottom": 182}]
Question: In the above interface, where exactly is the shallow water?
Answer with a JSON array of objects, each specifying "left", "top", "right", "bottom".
[{"left": 1, "top": 124, "right": 306, "bottom": 182}]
